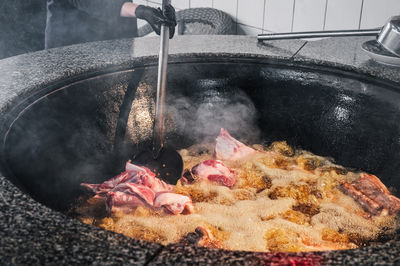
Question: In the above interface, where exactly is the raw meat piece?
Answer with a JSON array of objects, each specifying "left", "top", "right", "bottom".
[
  {"left": 154, "top": 192, "right": 194, "bottom": 215},
  {"left": 81, "top": 162, "right": 193, "bottom": 215},
  {"left": 81, "top": 162, "right": 172, "bottom": 196},
  {"left": 106, "top": 191, "right": 149, "bottom": 214},
  {"left": 215, "top": 128, "right": 256, "bottom": 161},
  {"left": 191, "top": 159, "right": 236, "bottom": 187},
  {"left": 126, "top": 161, "right": 173, "bottom": 193},
  {"left": 112, "top": 183, "right": 155, "bottom": 206},
  {"left": 340, "top": 173, "right": 400, "bottom": 215}
]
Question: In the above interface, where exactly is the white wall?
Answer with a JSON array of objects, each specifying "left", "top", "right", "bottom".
[{"left": 136, "top": 0, "right": 400, "bottom": 35}]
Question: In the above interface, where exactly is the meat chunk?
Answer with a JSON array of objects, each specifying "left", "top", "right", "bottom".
[
  {"left": 354, "top": 173, "right": 390, "bottom": 195},
  {"left": 215, "top": 128, "right": 256, "bottom": 161},
  {"left": 154, "top": 192, "right": 194, "bottom": 215},
  {"left": 355, "top": 173, "right": 400, "bottom": 214},
  {"left": 105, "top": 183, "right": 155, "bottom": 214},
  {"left": 126, "top": 162, "right": 173, "bottom": 193},
  {"left": 112, "top": 183, "right": 155, "bottom": 206},
  {"left": 340, "top": 182, "right": 382, "bottom": 215},
  {"left": 106, "top": 191, "right": 150, "bottom": 214},
  {"left": 81, "top": 162, "right": 172, "bottom": 197},
  {"left": 340, "top": 173, "right": 400, "bottom": 215},
  {"left": 191, "top": 160, "right": 237, "bottom": 187},
  {"left": 81, "top": 161, "right": 194, "bottom": 216}
]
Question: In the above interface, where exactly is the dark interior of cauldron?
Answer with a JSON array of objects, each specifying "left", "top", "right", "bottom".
[{"left": 3, "top": 60, "right": 400, "bottom": 223}]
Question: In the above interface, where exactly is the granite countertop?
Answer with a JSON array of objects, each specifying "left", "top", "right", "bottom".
[{"left": 0, "top": 35, "right": 399, "bottom": 265}]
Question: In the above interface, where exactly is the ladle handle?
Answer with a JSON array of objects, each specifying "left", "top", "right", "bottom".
[
  {"left": 153, "top": 0, "right": 170, "bottom": 157},
  {"left": 257, "top": 28, "right": 381, "bottom": 41}
]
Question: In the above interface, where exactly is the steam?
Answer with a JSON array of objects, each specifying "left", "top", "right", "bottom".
[{"left": 165, "top": 83, "right": 261, "bottom": 145}]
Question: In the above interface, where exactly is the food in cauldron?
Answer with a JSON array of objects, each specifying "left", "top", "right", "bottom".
[{"left": 75, "top": 128, "right": 400, "bottom": 252}]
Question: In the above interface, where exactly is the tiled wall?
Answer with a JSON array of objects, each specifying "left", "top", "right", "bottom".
[{"left": 135, "top": 0, "right": 400, "bottom": 35}]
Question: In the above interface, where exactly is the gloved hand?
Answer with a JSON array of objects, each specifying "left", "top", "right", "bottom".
[{"left": 135, "top": 4, "right": 176, "bottom": 38}]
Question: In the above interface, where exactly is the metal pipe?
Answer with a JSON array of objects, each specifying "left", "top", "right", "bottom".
[
  {"left": 257, "top": 29, "right": 381, "bottom": 41},
  {"left": 153, "top": 0, "right": 170, "bottom": 156}
]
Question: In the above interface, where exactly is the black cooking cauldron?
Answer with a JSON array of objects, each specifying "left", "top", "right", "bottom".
[{"left": 1, "top": 55, "right": 399, "bottom": 241}]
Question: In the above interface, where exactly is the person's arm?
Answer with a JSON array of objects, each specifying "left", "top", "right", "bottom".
[
  {"left": 120, "top": 2, "right": 138, "bottom": 17},
  {"left": 68, "top": 0, "right": 176, "bottom": 37}
]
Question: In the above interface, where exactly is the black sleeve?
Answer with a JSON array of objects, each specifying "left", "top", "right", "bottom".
[{"left": 67, "top": 0, "right": 129, "bottom": 23}]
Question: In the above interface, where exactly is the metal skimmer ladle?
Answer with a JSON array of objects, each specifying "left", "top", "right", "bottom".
[{"left": 132, "top": 0, "right": 183, "bottom": 185}]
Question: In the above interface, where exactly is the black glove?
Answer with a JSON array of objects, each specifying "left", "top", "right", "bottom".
[{"left": 135, "top": 4, "right": 176, "bottom": 39}]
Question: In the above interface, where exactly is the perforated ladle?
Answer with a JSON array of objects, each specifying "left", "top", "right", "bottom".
[{"left": 131, "top": 0, "right": 183, "bottom": 185}]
